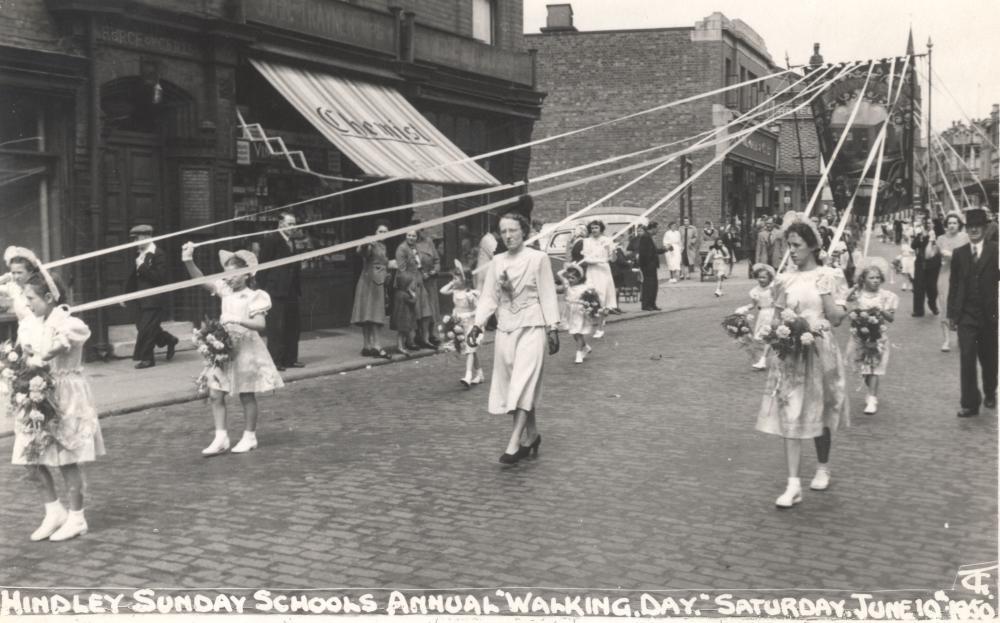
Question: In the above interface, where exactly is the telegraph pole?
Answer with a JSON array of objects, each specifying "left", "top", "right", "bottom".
[{"left": 787, "top": 52, "right": 808, "bottom": 208}]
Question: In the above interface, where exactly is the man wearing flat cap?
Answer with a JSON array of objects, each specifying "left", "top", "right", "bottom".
[
  {"left": 125, "top": 224, "right": 178, "bottom": 369},
  {"left": 257, "top": 212, "right": 303, "bottom": 371},
  {"left": 948, "top": 207, "right": 999, "bottom": 417}
]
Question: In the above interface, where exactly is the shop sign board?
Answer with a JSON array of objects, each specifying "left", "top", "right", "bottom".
[{"left": 731, "top": 131, "right": 777, "bottom": 168}]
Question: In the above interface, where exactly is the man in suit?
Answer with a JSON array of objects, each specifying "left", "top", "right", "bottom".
[
  {"left": 638, "top": 221, "right": 665, "bottom": 311},
  {"left": 124, "top": 224, "right": 178, "bottom": 369},
  {"left": 910, "top": 215, "right": 942, "bottom": 317},
  {"left": 257, "top": 212, "right": 303, "bottom": 371},
  {"left": 948, "top": 207, "right": 999, "bottom": 417},
  {"left": 755, "top": 219, "right": 774, "bottom": 269}
]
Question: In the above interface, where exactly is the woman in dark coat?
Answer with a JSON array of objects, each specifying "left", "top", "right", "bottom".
[{"left": 351, "top": 219, "right": 392, "bottom": 358}]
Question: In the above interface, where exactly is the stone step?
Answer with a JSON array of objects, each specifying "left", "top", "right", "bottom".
[{"left": 108, "top": 321, "right": 196, "bottom": 358}]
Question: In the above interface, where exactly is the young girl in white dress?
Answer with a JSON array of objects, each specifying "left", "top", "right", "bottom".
[
  {"left": 581, "top": 221, "right": 617, "bottom": 338},
  {"left": 440, "top": 262, "right": 483, "bottom": 387},
  {"left": 844, "top": 258, "right": 898, "bottom": 415},
  {"left": 704, "top": 239, "right": 731, "bottom": 297},
  {"left": 182, "top": 243, "right": 284, "bottom": 456},
  {"left": 14, "top": 272, "right": 105, "bottom": 542},
  {"left": 745, "top": 263, "right": 776, "bottom": 370},
  {"left": 0, "top": 247, "right": 44, "bottom": 420},
  {"left": 557, "top": 263, "right": 595, "bottom": 364}
]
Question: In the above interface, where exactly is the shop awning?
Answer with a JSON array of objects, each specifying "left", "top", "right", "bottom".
[{"left": 250, "top": 58, "right": 500, "bottom": 187}]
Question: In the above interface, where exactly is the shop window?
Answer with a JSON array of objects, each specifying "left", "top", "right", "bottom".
[
  {"left": 0, "top": 93, "right": 53, "bottom": 259},
  {"left": 739, "top": 67, "right": 747, "bottom": 111},
  {"left": 472, "top": 0, "right": 496, "bottom": 45}
]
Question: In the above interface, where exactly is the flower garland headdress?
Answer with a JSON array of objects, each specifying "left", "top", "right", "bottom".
[{"left": 3, "top": 245, "right": 59, "bottom": 301}]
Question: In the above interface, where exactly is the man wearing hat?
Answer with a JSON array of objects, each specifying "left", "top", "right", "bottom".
[
  {"left": 947, "top": 207, "right": 999, "bottom": 417},
  {"left": 257, "top": 212, "right": 303, "bottom": 371},
  {"left": 125, "top": 224, "right": 178, "bottom": 369}
]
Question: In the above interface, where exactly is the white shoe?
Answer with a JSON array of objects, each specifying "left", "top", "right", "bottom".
[
  {"left": 460, "top": 373, "right": 472, "bottom": 388},
  {"left": 810, "top": 467, "right": 831, "bottom": 491},
  {"left": 941, "top": 343, "right": 951, "bottom": 352},
  {"left": 593, "top": 329, "right": 605, "bottom": 339},
  {"left": 901, "top": 284, "right": 909, "bottom": 291},
  {"left": 30, "top": 501, "right": 67, "bottom": 541},
  {"left": 470, "top": 370, "right": 485, "bottom": 385},
  {"left": 863, "top": 395, "right": 878, "bottom": 414},
  {"left": 669, "top": 278, "right": 677, "bottom": 284},
  {"left": 752, "top": 356, "right": 767, "bottom": 370},
  {"left": 574, "top": 350, "right": 584, "bottom": 364},
  {"left": 775, "top": 478, "right": 802, "bottom": 508},
  {"left": 714, "top": 289, "right": 722, "bottom": 297},
  {"left": 230, "top": 432, "right": 258, "bottom": 454},
  {"left": 48, "top": 510, "right": 87, "bottom": 541},
  {"left": 201, "top": 433, "right": 230, "bottom": 456}
]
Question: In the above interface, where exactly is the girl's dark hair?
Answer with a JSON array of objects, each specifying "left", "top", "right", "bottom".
[
  {"left": 25, "top": 273, "right": 67, "bottom": 306},
  {"left": 784, "top": 221, "right": 822, "bottom": 260},
  {"left": 565, "top": 263, "right": 586, "bottom": 280},
  {"left": 945, "top": 213, "right": 964, "bottom": 230},
  {"left": 374, "top": 218, "right": 391, "bottom": 231},
  {"left": 499, "top": 211, "right": 531, "bottom": 237},
  {"left": 8, "top": 256, "right": 40, "bottom": 274},
  {"left": 224, "top": 256, "right": 257, "bottom": 289},
  {"left": 667, "top": 221, "right": 677, "bottom": 228},
  {"left": 587, "top": 219, "right": 606, "bottom": 233}
]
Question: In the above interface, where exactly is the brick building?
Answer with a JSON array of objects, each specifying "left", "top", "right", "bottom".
[
  {"left": 0, "top": 0, "right": 542, "bottom": 351},
  {"left": 525, "top": 6, "right": 782, "bottom": 246},
  {"left": 930, "top": 106, "right": 999, "bottom": 213}
]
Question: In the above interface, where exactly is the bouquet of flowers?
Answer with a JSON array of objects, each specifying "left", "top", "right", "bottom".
[
  {"left": 437, "top": 314, "right": 468, "bottom": 353},
  {"left": 848, "top": 306, "right": 889, "bottom": 369},
  {"left": 721, "top": 310, "right": 755, "bottom": 348},
  {"left": 193, "top": 319, "right": 234, "bottom": 394},
  {"left": 579, "top": 288, "right": 604, "bottom": 319},
  {"left": 2, "top": 341, "right": 61, "bottom": 462},
  {"left": 760, "top": 308, "right": 822, "bottom": 360}
]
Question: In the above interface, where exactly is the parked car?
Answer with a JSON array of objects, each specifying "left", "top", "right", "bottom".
[{"left": 536, "top": 207, "right": 649, "bottom": 272}]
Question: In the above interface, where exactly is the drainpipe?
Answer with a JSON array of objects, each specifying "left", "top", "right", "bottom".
[{"left": 87, "top": 15, "right": 110, "bottom": 359}]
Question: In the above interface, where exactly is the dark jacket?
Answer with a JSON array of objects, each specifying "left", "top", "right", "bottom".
[
  {"left": 638, "top": 233, "right": 663, "bottom": 269},
  {"left": 256, "top": 232, "right": 301, "bottom": 299},
  {"left": 948, "top": 241, "right": 999, "bottom": 326},
  {"left": 125, "top": 247, "right": 169, "bottom": 309}
]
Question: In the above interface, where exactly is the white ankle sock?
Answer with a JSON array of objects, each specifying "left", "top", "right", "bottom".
[{"left": 45, "top": 500, "right": 65, "bottom": 514}]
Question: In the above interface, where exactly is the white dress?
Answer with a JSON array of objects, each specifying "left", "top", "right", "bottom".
[
  {"left": 662, "top": 230, "right": 683, "bottom": 271},
  {"left": 0, "top": 282, "right": 41, "bottom": 424},
  {"left": 749, "top": 284, "right": 775, "bottom": 339},
  {"left": 12, "top": 306, "right": 106, "bottom": 466},
  {"left": 844, "top": 288, "right": 899, "bottom": 376},
  {"left": 474, "top": 248, "right": 560, "bottom": 415},
  {"left": 756, "top": 267, "right": 850, "bottom": 439},
  {"left": 451, "top": 288, "right": 479, "bottom": 355},
  {"left": 581, "top": 236, "right": 618, "bottom": 309},
  {"left": 211, "top": 282, "right": 285, "bottom": 395},
  {"left": 563, "top": 283, "right": 596, "bottom": 336}
]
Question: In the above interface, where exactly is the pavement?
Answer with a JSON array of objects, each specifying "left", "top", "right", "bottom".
[{"left": 0, "top": 246, "right": 996, "bottom": 617}]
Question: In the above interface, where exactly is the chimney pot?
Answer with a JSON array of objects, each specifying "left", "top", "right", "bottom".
[{"left": 541, "top": 3, "right": 577, "bottom": 33}]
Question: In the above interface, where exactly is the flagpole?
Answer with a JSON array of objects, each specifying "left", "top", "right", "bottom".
[{"left": 926, "top": 37, "right": 934, "bottom": 216}]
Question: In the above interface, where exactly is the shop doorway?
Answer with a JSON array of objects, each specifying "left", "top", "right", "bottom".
[{"left": 102, "top": 134, "right": 163, "bottom": 325}]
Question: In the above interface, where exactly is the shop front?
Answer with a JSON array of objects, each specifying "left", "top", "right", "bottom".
[{"left": 723, "top": 128, "right": 777, "bottom": 248}]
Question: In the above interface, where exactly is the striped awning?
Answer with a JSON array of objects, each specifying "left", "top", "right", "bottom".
[{"left": 250, "top": 59, "right": 499, "bottom": 187}]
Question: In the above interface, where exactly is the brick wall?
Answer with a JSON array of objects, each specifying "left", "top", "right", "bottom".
[
  {"left": 0, "top": 0, "right": 67, "bottom": 53},
  {"left": 347, "top": 0, "right": 523, "bottom": 50},
  {"left": 525, "top": 29, "right": 728, "bottom": 226}
]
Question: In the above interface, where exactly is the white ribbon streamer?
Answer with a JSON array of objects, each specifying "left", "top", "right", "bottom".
[{"left": 46, "top": 68, "right": 798, "bottom": 269}]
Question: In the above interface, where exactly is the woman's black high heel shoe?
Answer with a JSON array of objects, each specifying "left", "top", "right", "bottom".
[
  {"left": 525, "top": 434, "right": 542, "bottom": 457},
  {"left": 498, "top": 451, "right": 520, "bottom": 464}
]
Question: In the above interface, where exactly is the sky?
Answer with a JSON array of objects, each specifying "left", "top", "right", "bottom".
[{"left": 523, "top": 0, "right": 1000, "bottom": 133}]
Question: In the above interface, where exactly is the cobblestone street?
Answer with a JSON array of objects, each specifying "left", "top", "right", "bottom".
[{"left": 0, "top": 259, "right": 996, "bottom": 616}]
